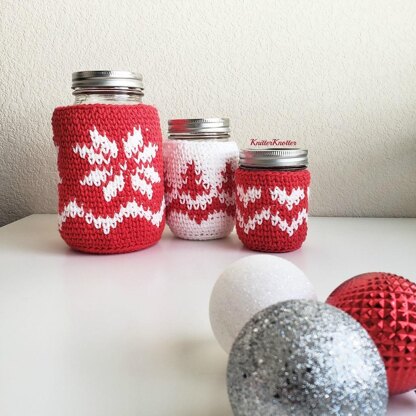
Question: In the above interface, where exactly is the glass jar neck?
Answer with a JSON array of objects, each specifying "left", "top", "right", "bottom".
[
  {"left": 73, "top": 88, "right": 143, "bottom": 105},
  {"left": 240, "top": 165, "right": 307, "bottom": 171},
  {"left": 169, "top": 137, "right": 230, "bottom": 142},
  {"left": 168, "top": 134, "right": 230, "bottom": 142}
]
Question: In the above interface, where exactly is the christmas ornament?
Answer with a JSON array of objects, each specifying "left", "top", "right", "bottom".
[
  {"left": 327, "top": 272, "right": 416, "bottom": 395},
  {"left": 235, "top": 148, "right": 310, "bottom": 253},
  {"left": 164, "top": 118, "right": 239, "bottom": 240},
  {"left": 209, "top": 255, "right": 316, "bottom": 352},
  {"left": 52, "top": 71, "right": 165, "bottom": 253},
  {"left": 227, "top": 300, "right": 388, "bottom": 416}
]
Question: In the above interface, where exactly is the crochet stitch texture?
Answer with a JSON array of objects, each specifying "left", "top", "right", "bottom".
[
  {"left": 164, "top": 140, "right": 239, "bottom": 240},
  {"left": 52, "top": 104, "right": 165, "bottom": 253},
  {"left": 235, "top": 168, "right": 310, "bottom": 252}
]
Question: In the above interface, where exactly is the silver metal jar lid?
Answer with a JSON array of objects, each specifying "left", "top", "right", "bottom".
[
  {"left": 168, "top": 118, "right": 230, "bottom": 139},
  {"left": 240, "top": 148, "right": 308, "bottom": 168},
  {"left": 72, "top": 70, "right": 144, "bottom": 94}
]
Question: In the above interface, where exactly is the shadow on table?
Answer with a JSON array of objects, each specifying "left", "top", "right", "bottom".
[
  {"left": 388, "top": 391, "right": 416, "bottom": 413},
  {"left": 0, "top": 216, "right": 72, "bottom": 255},
  {"left": 171, "top": 337, "right": 416, "bottom": 416},
  {"left": 5, "top": 217, "right": 248, "bottom": 257},
  {"left": 169, "top": 337, "right": 232, "bottom": 416}
]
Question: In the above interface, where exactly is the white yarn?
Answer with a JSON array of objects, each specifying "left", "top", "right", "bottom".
[
  {"left": 167, "top": 211, "right": 235, "bottom": 240},
  {"left": 123, "top": 126, "right": 144, "bottom": 157},
  {"left": 122, "top": 126, "right": 159, "bottom": 164},
  {"left": 103, "top": 172, "right": 125, "bottom": 202},
  {"left": 131, "top": 166, "right": 161, "bottom": 199},
  {"left": 237, "top": 185, "right": 306, "bottom": 211},
  {"left": 59, "top": 125, "right": 164, "bottom": 234},
  {"left": 135, "top": 165, "right": 161, "bottom": 183},
  {"left": 73, "top": 126, "right": 118, "bottom": 165},
  {"left": 80, "top": 166, "right": 113, "bottom": 187},
  {"left": 270, "top": 186, "right": 306, "bottom": 211},
  {"left": 166, "top": 189, "right": 235, "bottom": 210},
  {"left": 236, "top": 185, "right": 262, "bottom": 208},
  {"left": 164, "top": 140, "right": 239, "bottom": 240},
  {"left": 236, "top": 207, "right": 308, "bottom": 236},
  {"left": 58, "top": 198, "right": 165, "bottom": 236}
]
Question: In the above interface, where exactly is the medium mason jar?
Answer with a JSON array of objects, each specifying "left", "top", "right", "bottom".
[
  {"left": 235, "top": 148, "right": 310, "bottom": 252},
  {"left": 52, "top": 70, "right": 165, "bottom": 254},
  {"left": 164, "top": 118, "right": 239, "bottom": 240}
]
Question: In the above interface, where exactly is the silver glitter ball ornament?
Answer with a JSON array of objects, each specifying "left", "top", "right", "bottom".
[{"left": 227, "top": 300, "right": 388, "bottom": 416}]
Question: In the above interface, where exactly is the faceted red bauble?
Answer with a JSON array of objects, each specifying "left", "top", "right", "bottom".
[{"left": 327, "top": 272, "right": 416, "bottom": 395}]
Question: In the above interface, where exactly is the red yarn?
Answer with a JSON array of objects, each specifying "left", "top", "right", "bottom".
[
  {"left": 327, "top": 272, "right": 416, "bottom": 395},
  {"left": 164, "top": 161, "right": 235, "bottom": 224},
  {"left": 235, "top": 168, "right": 310, "bottom": 252},
  {"left": 52, "top": 104, "right": 165, "bottom": 254}
]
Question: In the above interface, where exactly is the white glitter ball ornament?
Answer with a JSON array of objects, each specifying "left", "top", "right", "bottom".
[{"left": 209, "top": 255, "right": 316, "bottom": 352}]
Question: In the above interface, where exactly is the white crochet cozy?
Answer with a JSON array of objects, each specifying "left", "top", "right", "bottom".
[{"left": 164, "top": 140, "right": 239, "bottom": 240}]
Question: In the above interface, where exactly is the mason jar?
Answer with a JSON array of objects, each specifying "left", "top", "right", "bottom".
[
  {"left": 235, "top": 148, "right": 310, "bottom": 252},
  {"left": 72, "top": 70, "right": 144, "bottom": 105},
  {"left": 52, "top": 70, "right": 165, "bottom": 253},
  {"left": 164, "top": 118, "right": 239, "bottom": 240}
]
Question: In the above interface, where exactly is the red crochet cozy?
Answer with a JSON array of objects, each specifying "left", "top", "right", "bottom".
[
  {"left": 235, "top": 168, "right": 310, "bottom": 252},
  {"left": 52, "top": 104, "right": 165, "bottom": 254}
]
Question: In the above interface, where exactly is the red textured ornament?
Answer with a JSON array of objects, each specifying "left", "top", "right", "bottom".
[{"left": 327, "top": 272, "right": 416, "bottom": 395}]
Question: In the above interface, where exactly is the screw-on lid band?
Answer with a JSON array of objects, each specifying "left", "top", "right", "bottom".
[
  {"left": 168, "top": 118, "right": 230, "bottom": 139},
  {"left": 72, "top": 70, "right": 144, "bottom": 92},
  {"left": 240, "top": 148, "right": 308, "bottom": 168}
]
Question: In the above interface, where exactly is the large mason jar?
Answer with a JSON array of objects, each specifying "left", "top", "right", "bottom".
[{"left": 52, "top": 70, "right": 165, "bottom": 253}]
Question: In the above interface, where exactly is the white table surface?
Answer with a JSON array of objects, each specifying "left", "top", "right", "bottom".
[{"left": 0, "top": 215, "right": 415, "bottom": 416}]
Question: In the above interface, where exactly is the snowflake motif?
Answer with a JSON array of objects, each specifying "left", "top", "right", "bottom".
[
  {"left": 58, "top": 126, "right": 164, "bottom": 235},
  {"left": 75, "top": 126, "right": 160, "bottom": 202}
]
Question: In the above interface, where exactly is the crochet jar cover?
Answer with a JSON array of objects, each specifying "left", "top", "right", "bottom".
[
  {"left": 164, "top": 140, "right": 239, "bottom": 240},
  {"left": 235, "top": 168, "right": 310, "bottom": 252},
  {"left": 52, "top": 104, "right": 165, "bottom": 253}
]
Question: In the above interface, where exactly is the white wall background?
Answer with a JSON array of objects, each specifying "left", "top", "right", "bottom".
[{"left": 1, "top": 0, "right": 416, "bottom": 226}]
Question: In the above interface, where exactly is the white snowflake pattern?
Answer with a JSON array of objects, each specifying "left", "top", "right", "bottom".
[{"left": 58, "top": 125, "right": 164, "bottom": 234}]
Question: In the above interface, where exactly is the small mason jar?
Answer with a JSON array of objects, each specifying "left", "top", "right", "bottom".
[
  {"left": 235, "top": 148, "right": 310, "bottom": 252},
  {"left": 164, "top": 118, "right": 239, "bottom": 240},
  {"left": 52, "top": 70, "right": 165, "bottom": 254}
]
